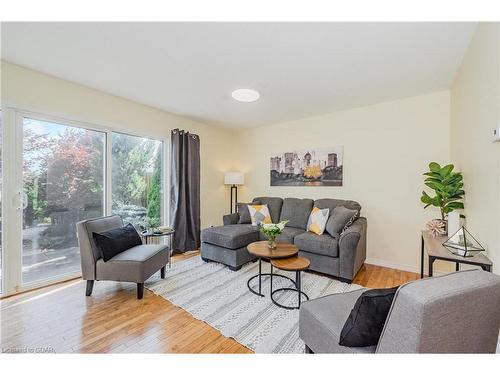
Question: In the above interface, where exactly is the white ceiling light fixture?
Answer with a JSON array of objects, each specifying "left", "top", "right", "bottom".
[{"left": 231, "top": 88, "right": 260, "bottom": 103}]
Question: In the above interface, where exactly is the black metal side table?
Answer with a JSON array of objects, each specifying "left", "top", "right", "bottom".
[
  {"left": 270, "top": 256, "right": 310, "bottom": 310},
  {"left": 141, "top": 229, "right": 175, "bottom": 268},
  {"left": 420, "top": 230, "right": 492, "bottom": 278}
]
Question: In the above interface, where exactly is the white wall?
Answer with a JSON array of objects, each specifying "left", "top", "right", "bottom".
[
  {"left": 450, "top": 23, "right": 500, "bottom": 273},
  {"left": 235, "top": 91, "right": 451, "bottom": 273},
  {"left": 1, "top": 61, "right": 238, "bottom": 229}
]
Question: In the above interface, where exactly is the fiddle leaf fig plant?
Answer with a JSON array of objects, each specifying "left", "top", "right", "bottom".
[{"left": 420, "top": 162, "right": 465, "bottom": 220}]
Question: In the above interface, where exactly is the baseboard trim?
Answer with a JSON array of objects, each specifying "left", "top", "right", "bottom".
[
  {"left": 365, "top": 257, "right": 420, "bottom": 274},
  {"left": 365, "top": 257, "right": 446, "bottom": 277}
]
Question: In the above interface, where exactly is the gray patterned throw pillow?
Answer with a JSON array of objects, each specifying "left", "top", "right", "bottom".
[{"left": 325, "top": 206, "right": 359, "bottom": 237}]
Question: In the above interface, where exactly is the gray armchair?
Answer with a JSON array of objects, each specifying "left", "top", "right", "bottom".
[
  {"left": 299, "top": 269, "right": 500, "bottom": 353},
  {"left": 76, "top": 215, "right": 170, "bottom": 299}
]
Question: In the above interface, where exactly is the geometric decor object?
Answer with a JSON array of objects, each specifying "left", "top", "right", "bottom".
[{"left": 443, "top": 226, "right": 485, "bottom": 257}]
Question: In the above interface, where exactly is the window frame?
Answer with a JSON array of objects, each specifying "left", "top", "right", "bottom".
[{"left": 0, "top": 105, "right": 170, "bottom": 296}]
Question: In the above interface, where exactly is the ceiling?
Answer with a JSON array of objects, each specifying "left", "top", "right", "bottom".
[{"left": 1, "top": 22, "right": 476, "bottom": 128}]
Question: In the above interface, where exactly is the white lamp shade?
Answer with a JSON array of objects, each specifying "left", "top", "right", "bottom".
[{"left": 224, "top": 171, "right": 244, "bottom": 185}]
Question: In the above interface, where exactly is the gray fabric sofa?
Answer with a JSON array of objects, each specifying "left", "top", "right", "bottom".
[
  {"left": 200, "top": 197, "right": 366, "bottom": 281},
  {"left": 299, "top": 269, "right": 500, "bottom": 353},
  {"left": 76, "top": 215, "right": 170, "bottom": 299}
]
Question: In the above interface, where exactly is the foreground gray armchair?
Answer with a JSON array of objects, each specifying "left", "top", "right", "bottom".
[
  {"left": 76, "top": 215, "right": 169, "bottom": 299},
  {"left": 299, "top": 269, "right": 500, "bottom": 353}
]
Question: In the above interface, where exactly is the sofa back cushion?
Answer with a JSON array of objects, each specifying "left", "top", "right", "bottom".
[
  {"left": 326, "top": 206, "right": 359, "bottom": 236},
  {"left": 279, "top": 198, "right": 314, "bottom": 229},
  {"left": 252, "top": 197, "right": 283, "bottom": 223},
  {"left": 236, "top": 201, "right": 260, "bottom": 224},
  {"left": 314, "top": 198, "right": 361, "bottom": 216}
]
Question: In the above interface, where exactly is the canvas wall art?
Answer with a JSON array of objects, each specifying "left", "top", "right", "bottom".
[{"left": 270, "top": 146, "right": 343, "bottom": 186}]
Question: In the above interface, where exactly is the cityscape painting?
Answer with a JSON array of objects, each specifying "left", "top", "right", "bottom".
[{"left": 270, "top": 146, "right": 344, "bottom": 186}]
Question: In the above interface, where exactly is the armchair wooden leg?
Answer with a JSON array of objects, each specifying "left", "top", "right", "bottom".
[
  {"left": 85, "top": 280, "right": 94, "bottom": 296},
  {"left": 160, "top": 266, "right": 166, "bottom": 279},
  {"left": 137, "top": 283, "right": 144, "bottom": 299},
  {"left": 305, "top": 345, "right": 313, "bottom": 354}
]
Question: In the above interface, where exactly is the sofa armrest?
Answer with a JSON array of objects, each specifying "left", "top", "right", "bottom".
[
  {"left": 338, "top": 217, "right": 367, "bottom": 281},
  {"left": 223, "top": 213, "right": 240, "bottom": 225}
]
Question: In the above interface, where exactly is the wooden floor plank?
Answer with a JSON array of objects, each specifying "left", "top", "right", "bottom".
[{"left": 0, "top": 252, "right": 419, "bottom": 353}]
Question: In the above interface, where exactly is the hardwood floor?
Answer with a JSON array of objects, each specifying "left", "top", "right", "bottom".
[{"left": 0, "top": 252, "right": 419, "bottom": 353}]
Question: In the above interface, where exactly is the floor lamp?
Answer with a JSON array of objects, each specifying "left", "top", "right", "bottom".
[{"left": 224, "top": 171, "right": 244, "bottom": 214}]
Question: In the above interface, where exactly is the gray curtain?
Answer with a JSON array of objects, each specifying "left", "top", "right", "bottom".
[{"left": 170, "top": 129, "right": 201, "bottom": 253}]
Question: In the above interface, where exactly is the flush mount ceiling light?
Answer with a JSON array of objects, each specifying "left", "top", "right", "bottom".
[{"left": 231, "top": 88, "right": 260, "bottom": 103}]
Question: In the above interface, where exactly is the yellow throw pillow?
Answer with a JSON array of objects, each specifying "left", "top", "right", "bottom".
[
  {"left": 307, "top": 207, "right": 330, "bottom": 235},
  {"left": 247, "top": 204, "right": 272, "bottom": 226}
]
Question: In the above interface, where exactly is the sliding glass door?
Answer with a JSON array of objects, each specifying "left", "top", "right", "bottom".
[
  {"left": 111, "top": 132, "right": 163, "bottom": 228},
  {"left": 0, "top": 109, "right": 167, "bottom": 295},
  {"left": 22, "top": 118, "right": 105, "bottom": 284},
  {"left": 0, "top": 110, "right": 3, "bottom": 294}
]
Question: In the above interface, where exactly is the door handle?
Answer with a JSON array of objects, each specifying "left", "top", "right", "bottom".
[
  {"left": 15, "top": 191, "right": 27, "bottom": 210},
  {"left": 22, "top": 191, "right": 28, "bottom": 210}
]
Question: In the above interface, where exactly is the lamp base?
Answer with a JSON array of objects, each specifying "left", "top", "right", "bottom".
[{"left": 230, "top": 185, "right": 238, "bottom": 214}]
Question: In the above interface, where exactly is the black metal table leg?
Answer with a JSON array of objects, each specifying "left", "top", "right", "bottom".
[
  {"left": 420, "top": 235, "right": 424, "bottom": 278},
  {"left": 297, "top": 271, "right": 301, "bottom": 308},
  {"left": 258, "top": 258, "right": 262, "bottom": 295},
  {"left": 247, "top": 258, "right": 295, "bottom": 297},
  {"left": 428, "top": 256, "right": 435, "bottom": 277},
  {"left": 482, "top": 265, "right": 492, "bottom": 272},
  {"left": 270, "top": 263, "right": 273, "bottom": 295},
  {"left": 271, "top": 269, "right": 309, "bottom": 310}
]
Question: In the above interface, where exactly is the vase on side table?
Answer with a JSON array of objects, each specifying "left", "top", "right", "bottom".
[
  {"left": 267, "top": 238, "right": 277, "bottom": 250},
  {"left": 258, "top": 220, "right": 289, "bottom": 250}
]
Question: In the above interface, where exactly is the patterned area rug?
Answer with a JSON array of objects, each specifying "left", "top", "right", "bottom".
[{"left": 146, "top": 256, "right": 362, "bottom": 353}]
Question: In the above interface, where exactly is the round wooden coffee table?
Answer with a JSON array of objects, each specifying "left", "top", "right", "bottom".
[
  {"left": 247, "top": 241, "right": 298, "bottom": 297},
  {"left": 270, "top": 256, "right": 310, "bottom": 309}
]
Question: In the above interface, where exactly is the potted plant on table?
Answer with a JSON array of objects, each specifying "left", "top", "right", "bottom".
[
  {"left": 420, "top": 162, "right": 465, "bottom": 235},
  {"left": 258, "top": 220, "right": 289, "bottom": 249}
]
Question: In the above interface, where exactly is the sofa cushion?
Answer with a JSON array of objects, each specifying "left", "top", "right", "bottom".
[
  {"left": 314, "top": 198, "right": 361, "bottom": 216},
  {"left": 253, "top": 197, "right": 283, "bottom": 223},
  {"left": 294, "top": 232, "right": 339, "bottom": 257},
  {"left": 95, "top": 244, "right": 169, "bottom": 283},
  {"left": 339, "top": 287, "right": 398, "bottom": 347},
  {"left": 299, "top": 289, "right": 376, "bottom": 353},
  {"left": 201, "top": 224, "right": 259, "bottom": 249},
  {"left": 326, "top": 206, "right": 359, "bottom": 237},
  {"left": 278, "top": 227, "right": 306, "bottom": 244},
  {"left": 279, "top": 198, "right": 314, "bottom": 229},
  {"left": 237, "top": 201, "right": 260, "bottom": 224}
]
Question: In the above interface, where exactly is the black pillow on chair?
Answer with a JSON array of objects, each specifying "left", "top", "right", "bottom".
[
  {"left": 93, "top": 223, "right": 143, "bottom": 262},
  {"left": 339, "top": 287, "right": 398, "bottom": 347}
]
